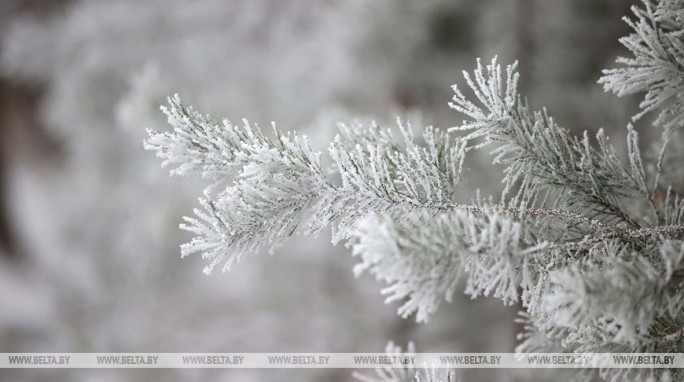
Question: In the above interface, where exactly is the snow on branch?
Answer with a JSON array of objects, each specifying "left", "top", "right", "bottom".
[
  {"left": 450, "top": 58, "right": 650, "bottom": 227},
  {"left": 146, "top": 6, "right": 684, "bottom": 378},
  {"left": 146, "top": 95, "right": 330, "bottom": 273},
  {"left": 317, "top": 120, "right": 467, "bottom": 244},
  {"left": 600, "top": 0, "right": 684, "bottom": 132}
]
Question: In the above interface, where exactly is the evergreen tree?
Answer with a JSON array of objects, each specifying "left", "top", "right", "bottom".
[{"left": 147, "top": 1, "right": 684, "bottom": 380}]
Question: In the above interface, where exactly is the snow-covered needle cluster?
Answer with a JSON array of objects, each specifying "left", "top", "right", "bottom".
[
  {"left": 146, "top": 98, "right": 329, "bottom": 273},
  {"left": 146, "top": 1, "right": 684, "bottom": 380},
  {"left": 600, "top": 0, "right": 684, "bottom": 133}
]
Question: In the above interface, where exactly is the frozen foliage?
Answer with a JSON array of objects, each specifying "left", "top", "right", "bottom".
[
  {"left": 145, "top": 1, "right": 684, "bottom": 381},
  {"left": 352, "top": 210, "right": 543, "bottom": 323},
  {"left": 146, "top": 96, "right": 467, "bottom": 278},
  {"left": 600, "top": 0, "right": 684, "bottom": 132},
  {"left": 451, "top": 60, "right": 651, "bottom": 226},
  {"left": 146, "top": 96, "right": 329, "bottom": 273}
]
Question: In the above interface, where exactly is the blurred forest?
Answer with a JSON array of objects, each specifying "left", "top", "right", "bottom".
[{"left": 0, "top": 0, "right": 639, "bottom": 380}]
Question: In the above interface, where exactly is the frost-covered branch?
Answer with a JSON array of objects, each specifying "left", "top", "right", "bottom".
[
  {"left": 450, "top": 58, "right": 650, "bottom": 228},
  {"left": 145, "top": 96, "right": 476, "bottom": 275},
  {"left": 146, "top": 4, "right": 684, "bottom": 380},
  {"left": 600, "top": 0, "right": 684, "bottom": 132},
  {"left": 351, "top": 210, "right": 546, "bottom": 322},
  {"left": 146, "top": 95, "right": 331, "bottom": 273},
  {"left": 311, "top": 119, "right": 467, "bottom": 244}
]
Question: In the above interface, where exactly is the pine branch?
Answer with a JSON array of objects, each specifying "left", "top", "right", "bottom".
[
  {"left": 351, "top": 210, "right": 545, "bottom": 322},
  {"left": 450, "top": 58, "right": 649, "bottom": 228},
  {"left": 600, "top": 0, "right": 684, "bottom": 132},
  {"left": 146, "top": 95, "right": 330, "bottom": 273},
  {"left": 317, "top": 119, "right": 467, "bottom": 244},
  {"left": 145, "top": 5, "right": 684, "bottom": 380}
]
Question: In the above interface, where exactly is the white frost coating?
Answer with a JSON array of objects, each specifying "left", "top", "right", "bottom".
[
  {"left": 351, "top": 211, "right": 545, "bottom": 323},
  {"left": 600, "top": 0, "right": 684, "bottom": 132},
  {"left": 147, "top": 95, "right": 330, "bottom": 273},
  {"left": 146, "top": 2, "right": 684, "bottom": 381}
]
